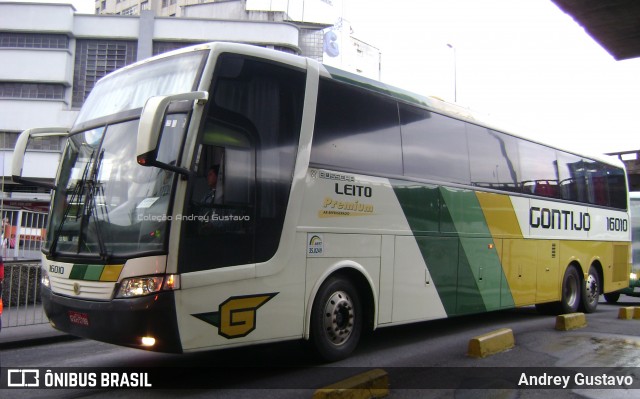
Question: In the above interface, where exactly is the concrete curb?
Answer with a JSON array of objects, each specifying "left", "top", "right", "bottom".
[
  {"left": 312, "top": 368, "right": 389, "bottom": 399},
  {"left": 467, "top": 328, "right": 515, "bottom": 358},
  {"left": 618, "top": 307, "right": 635, "bottom": 320},
  {"left": 555, "top": 312, "right": 587, "bottom": 331}
]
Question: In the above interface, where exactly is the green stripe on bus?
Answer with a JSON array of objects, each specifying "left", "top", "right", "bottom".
[
  {"left": 393, "top": 182, "right": 515, "bottom": 316},
  {"left": 83, "top": 265, "right": 104, "bottom": 281},
  {"left": 69, "top": 264, "right": 88, "bottom": 280},
  {"left": 440, "top": 187, "right": 514, "bottom": 313},
  {"left": 69, "top": 264, "right": 104, "bottom": 281}
]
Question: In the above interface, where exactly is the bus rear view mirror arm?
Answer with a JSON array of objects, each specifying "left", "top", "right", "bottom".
[
  {"left": 136, "top": 91, "right": 209, "bottom": 176},
  {"left": 12, "top": 127, "right": 69, "bottom": 190}
]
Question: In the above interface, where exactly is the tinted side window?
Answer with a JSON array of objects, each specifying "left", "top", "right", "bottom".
[
  {"left": 399, "top": 104, "right": 470, "bottom": 184},
  {"left": 310, "top": 79, "right": 402, "bottom": 175},
  {"left": 605, "top": 165, "right": 627, "bottom": 209},
  {"left": 557, "top": 151, "right": 587, "bottom": 203},
  {"left": 179, "top": 55, "right": 305, "bottom": 272},
  {"left": 584, "top": 160, "right": 626, "bottom": 208},
  {"left": 467, "top": 126, "right": 520, "bottom": 192},
  {"left": 519, "top": 140, "right": 559, "bottom": 198}
]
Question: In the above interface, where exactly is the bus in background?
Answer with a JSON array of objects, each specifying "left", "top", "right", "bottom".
[
  {"left": 12, "top": 43, "right": 630, "bottom": 361},
  {"left": 604, "top": 191, "right": 640, "bottom": 303}
]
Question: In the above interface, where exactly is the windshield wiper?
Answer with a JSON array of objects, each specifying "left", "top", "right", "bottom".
[
  {"left": 50, "top": 148, "right": 110, "bottom": 261},
  {"left": 50, "top": 149, "right": 94, "bottom": 256},
  {"left": 83, "top": 149, "right": 109, "bottom": 261}
]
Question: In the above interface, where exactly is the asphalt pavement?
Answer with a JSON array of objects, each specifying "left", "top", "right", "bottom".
[{"left": 0, "top": 321, "right": 74, "bottom": 349}]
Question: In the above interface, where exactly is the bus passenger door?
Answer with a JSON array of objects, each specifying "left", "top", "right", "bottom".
[{"left": 180, "top": 117, "right": 256, "bottom": 271}]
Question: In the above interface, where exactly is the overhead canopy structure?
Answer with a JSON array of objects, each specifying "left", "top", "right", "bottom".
[{"left": 551, "top": 0, "right": 640, "bottom": 60}]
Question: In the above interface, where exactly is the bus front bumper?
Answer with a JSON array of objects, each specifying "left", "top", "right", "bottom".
[{"left": 41, "top": 287, "right": 183, "bottom": 353}]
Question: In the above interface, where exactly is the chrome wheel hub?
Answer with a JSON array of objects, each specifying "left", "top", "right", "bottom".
[{"left": 322, "top": 290, "right": 355, "bottom": 346}]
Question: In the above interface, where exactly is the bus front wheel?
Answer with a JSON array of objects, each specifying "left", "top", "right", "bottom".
[
  {"left": 560, "top": 265, "right": 581, "bottom": 314},
  {"left": 310, "top": 276, "right": 363, "bottom": 362}
]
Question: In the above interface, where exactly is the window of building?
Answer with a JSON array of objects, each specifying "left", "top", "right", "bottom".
[
  {"left": 0, "top": 132, "right": 19, "bottom": 150},
  {"left": 120, "top": 5, "right": 138, "bottom": 15},
  {"left": 0, "top": 32, "right": 69, "bottom": 49},
  {"left": 0, "top": 82, "right": 65, "bottom": 100},
  {"left": 26, "top": 135, "right": 66, "bottom": 151},
  {"left": 152, "top": 41, "right": 200, "bottom": 56},
  {"left": 0, "top": 131, "right": 64, "bottom": 151},
  {"left": 72, "top": 39, "right": 137, "bottom": 108}
]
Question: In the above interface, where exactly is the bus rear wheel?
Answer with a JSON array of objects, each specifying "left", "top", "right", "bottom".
[
  {"left": 560, "top": 265, "right": 581, "bottom": 314},
  {"left": 310, "top": 276, "right": 362, "bottom": 362},
  {"left": 580, "top": 265, "right": 600, "bottom": 313}
]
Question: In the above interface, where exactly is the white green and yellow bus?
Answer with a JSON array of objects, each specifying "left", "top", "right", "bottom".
[{"left": 12, "top": 42, "right": 630, "bottom": 361}]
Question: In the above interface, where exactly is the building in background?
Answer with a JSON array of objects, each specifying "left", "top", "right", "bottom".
[
  {"left": 1, "top": 1, "right": 380, "bottom": 212},
  {"left": 96, "top": 0, "right": 381, "bottom": 73}
]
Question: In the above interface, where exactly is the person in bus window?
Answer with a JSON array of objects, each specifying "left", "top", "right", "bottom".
[{"left": 201, "top": 165, "right": 219, "bottom": 206}]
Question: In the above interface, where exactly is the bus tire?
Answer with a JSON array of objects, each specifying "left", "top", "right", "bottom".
[
  {"left": 310, "top": 276, "right": 362, "bottom": 362},
  {"left": 580, "top": 265, "right": 600, "bottom": 313},
  {"left": 604, "top": 292, "right": 620, "bottom": 304},
  {"left": 560, "top": 265, "right": 581, "bottom": 314}
]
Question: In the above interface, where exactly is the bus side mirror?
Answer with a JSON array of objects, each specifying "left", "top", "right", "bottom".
[
  {"left": 136, "top": 91, "right": 208, "bottom": 175},
  {"left": 12, "top": 127, "right": 69, "bottom": 190}
]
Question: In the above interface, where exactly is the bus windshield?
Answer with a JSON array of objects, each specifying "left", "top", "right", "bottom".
[
  {"left": 45, "top": 113, "right": 187, "bottom": 259},
  {"left": 75, "top": 50, "right": 207, "bottom": 126},
  {"left": 44, "top": 50, "right": 208, "bottom": 260}
]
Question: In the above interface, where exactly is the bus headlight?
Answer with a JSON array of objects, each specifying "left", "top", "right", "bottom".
[
  {"left": 630, "top": 272, "right": 638, "bottom": 281},
  {"left": 115, "top": 275, "right": 180, "bottom": 298},
  {"left": 41, "top": 268, "right": 50, "bottom": 288}
]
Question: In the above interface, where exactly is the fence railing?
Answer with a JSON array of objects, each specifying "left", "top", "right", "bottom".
[
  {"left": 1, "top": 261, "right": 47, "bottom": 328},
  {"left": 1, "top": 209, "right": 47, "bottom": 261}
]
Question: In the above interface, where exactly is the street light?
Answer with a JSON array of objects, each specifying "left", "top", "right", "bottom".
[{"left": 446, "top": 43, "right": 457, "bottom": 102}]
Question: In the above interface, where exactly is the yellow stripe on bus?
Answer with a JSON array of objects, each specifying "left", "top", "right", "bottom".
[
  {"left": 476, "top": 192, "right": 523, "bottom": 239},
  {"left": 100, "top": 265, "right": 124, "bottom": 282}
]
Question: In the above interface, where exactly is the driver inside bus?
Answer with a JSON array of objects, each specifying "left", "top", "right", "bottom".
[{"left": 201, "top": 165, "right": 219, "bottom": 206}]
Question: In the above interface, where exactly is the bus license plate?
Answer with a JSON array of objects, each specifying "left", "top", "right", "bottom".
[{"left": 68, "top": 311, "right": 90, "bottom": 327}]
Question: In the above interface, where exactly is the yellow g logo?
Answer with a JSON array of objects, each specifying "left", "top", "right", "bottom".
[{"left": 193, "top": 293, "right": 277, "bottom": 339}]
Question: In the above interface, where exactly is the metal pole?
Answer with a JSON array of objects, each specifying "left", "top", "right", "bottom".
[{"left": 13, "top": 210, "right": 22, "bottom": 259}]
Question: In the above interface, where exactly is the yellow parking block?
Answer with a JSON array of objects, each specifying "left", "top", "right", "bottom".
[
  {"left": 312, "top": 368, "right": 389, "bottom": 399},
  {"left": 634, "top": 307, "right": 640, "bottom": 320},
  {"left": 618, "top": 307, "right": 635, "bottom": 320},
  {"left": 467, "top": 328, "right": 515, "bottom": 358},
  {"left": 555, "top": 312, "right": 586, "bottom": 331}
]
